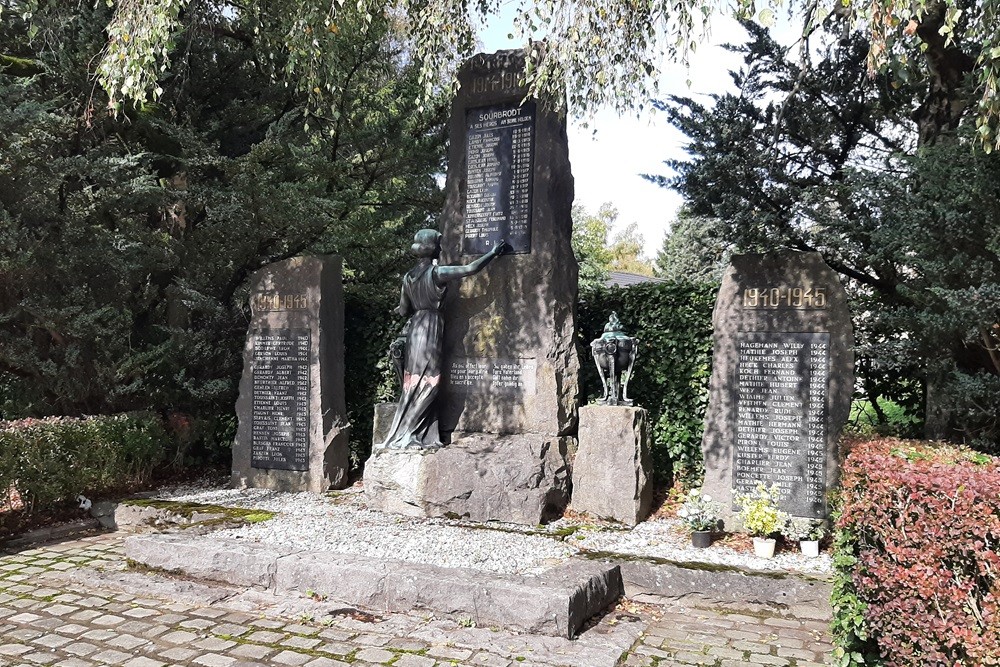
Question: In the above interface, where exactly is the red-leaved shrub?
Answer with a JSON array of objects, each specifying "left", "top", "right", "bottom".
[{"left": 838, "top": 437, "right": 1000, "bottom": 665}]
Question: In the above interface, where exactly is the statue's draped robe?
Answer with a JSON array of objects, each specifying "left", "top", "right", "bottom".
[{"left": 380, "top": 263, "right": 445, "bottom": 449}]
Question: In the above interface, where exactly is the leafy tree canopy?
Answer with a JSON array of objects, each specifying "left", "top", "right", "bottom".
[
  {"left": 572, "top": 202, "right": 654, "bottom": 289},
  {"left": 6, "top": 0, "right": 1000, "bottom": 146},
  {"left": 654, "top": 206, "right": 731, "bottom": 282}
]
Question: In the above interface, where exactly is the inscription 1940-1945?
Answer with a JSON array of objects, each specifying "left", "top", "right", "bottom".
[
  {"left": 251, "top": 329, "right": 310, "bottom": 471},
  {"left": 733, "top": 332, "right": 829, "bottom": 518},
  {"left": 463, "top": 101, "right": 535, "bottom": 255}
]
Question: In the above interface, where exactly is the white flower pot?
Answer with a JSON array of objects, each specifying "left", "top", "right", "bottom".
[
  {"left": 752, "top": 537, "right": 776, "bottom": 559},
  {"left": 800, "top": 540, "right": 820, "bottom": 557}
]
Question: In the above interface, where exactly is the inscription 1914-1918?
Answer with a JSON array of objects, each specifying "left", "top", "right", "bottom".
[
  {"left": 463, "top": 101, "right": 535, "bottom": 255},
  {"left": 733, "top": 332, "right": 829, "bottom": 518},
  {"left": 251, "top": 329, "right": 310, "bottom": 471}
]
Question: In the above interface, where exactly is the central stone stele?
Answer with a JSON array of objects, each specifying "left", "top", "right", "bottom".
[{"left": 362, "top": 50, "right": 578, "bottom": 525}]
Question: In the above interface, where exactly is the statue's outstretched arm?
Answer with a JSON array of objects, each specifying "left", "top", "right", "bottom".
[{"left": 434, "top": 240, "right": 507, "bottom": 286}]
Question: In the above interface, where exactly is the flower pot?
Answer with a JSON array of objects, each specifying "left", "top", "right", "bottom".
[
  {"left": 800, "top": 539, "right": 820, "bottom": 557},
  {"left": 691, "top": 530, "right": 713, "bottom": 548},
  {"left": 752, "top": 537, "right": 776, "bottom": 558}
]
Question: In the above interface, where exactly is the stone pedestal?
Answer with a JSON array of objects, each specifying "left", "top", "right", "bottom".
[
  {"left": 364, "top": 434, "right": 571, "bottom": 524},
  {"left": 231, "top": 255, "right": 350, "bottom": 493},
  {"left": 571, "top": 406, "right": 652, "bottom": 526}
]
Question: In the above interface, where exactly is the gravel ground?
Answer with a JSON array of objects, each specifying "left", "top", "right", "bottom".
[{"left": 154, "top": 481, "right": 833, "bottom": 577}]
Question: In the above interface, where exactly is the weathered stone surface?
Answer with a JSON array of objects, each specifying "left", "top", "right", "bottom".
[
  {"left": 571, "top": 406, "right": 652, "bottom": 526},
  {"left": 371, "top": 402, "right": 396, "bottom": 447},
  {"left": 122, "top": 534, "right": 621, "bottom": 638},
  {"left": 364, "top": 433, "right": 571, "bottom": 524},
  {"left": 276, "top": 553, "right": 620, "bottom": 638},
  {"left": 701, "top": 250, "right": 853, "bottom": 526},
  {"left": 438, "top": 50, "right": 578, "bottom": 439},
  {"left": 618, "top": 558, "right": 833, "bottom": 620},
  {"left": 231, "top": 255, "right": 350, "bottom": 494},
  {"left": 124, "top": 535, "right": 292, "bottom": 589}
]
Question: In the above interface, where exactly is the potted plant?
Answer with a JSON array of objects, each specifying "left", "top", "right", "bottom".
[
  {"left": 734, "top": 482, "right": 788, "bottom": 558},
  {"left": 782, "top": 518, "right": 827, "bottom": 557},
  {"left": 677, "top": 489, "right": 722, "bottom": 548}
]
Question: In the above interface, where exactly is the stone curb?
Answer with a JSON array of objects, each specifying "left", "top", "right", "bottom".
[
  {"left": 614, "top": 557, "right": 833, "bottom": 619},
  {"left": 1, "top": 517, "right": 103, "bottom": 550},
  {"left": 124, "top": 533, "right": 623, "bottom": 638}
]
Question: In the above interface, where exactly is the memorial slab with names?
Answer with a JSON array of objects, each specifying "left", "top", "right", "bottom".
[
  {"left": 701, "top": 250, "right": 853, "bottom": 525},
  {"left": 232, "top": 255, "right": 350, "bottom": 494}
]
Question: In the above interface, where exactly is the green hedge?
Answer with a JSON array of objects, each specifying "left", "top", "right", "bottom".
[
  {"left": 0, "top": 414, "right": 167, "bottom": 513},
  {"left": 344, "top": 285, "right": 402, "bottom": 467},
  {"left": 344, "top": 280, "right": 717, "bottom": 482},
  {"left": 578, "top": 281, "right": 717, "bottom": 483}
]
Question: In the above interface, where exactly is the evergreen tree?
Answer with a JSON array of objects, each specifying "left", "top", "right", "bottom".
[{"left": 0, "top": 2, "right": 446, "bottom": 446}]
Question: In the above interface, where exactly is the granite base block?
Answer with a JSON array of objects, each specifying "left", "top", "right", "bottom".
[
  {"left": 363, "top": 433, "right": 572, "bottom": 525},
  {"left": 571, "top": 406, "right": 652, "bottom": 526}
]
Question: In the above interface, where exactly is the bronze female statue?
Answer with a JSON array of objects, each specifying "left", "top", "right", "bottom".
[{"left": 379, "top": 229, "right": 506, "bottom": 450}]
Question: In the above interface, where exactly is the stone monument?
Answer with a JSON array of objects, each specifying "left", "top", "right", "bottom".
[
  {"left": 571, "top": 314, "right": 652, "bottom": 526},
  {"left": 701, "top": 250, "right": 853, "bottom": 525},
  {"left": 232, "top": 256, "right": 350, "bottom": 493},
  {"left": 363, "top": 50, "right": 577, "bottom": 524}
]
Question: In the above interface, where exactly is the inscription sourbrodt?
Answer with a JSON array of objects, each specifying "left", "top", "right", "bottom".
[{"left": 463, "top": 101, "right": 534, "bottom": 255}]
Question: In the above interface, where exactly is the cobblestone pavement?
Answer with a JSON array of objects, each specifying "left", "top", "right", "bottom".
[{"left": 0, "top": 532, "right": 833, "bottom": 667}]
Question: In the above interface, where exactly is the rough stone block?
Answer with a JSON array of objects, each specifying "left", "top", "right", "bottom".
[
  {"left": 274, "top": 551, "right": 621, "bottom": 638},
  {"left": 371, "top": 402, "right": 397, "bottom": 448},
  {"left": 619, "top": 559, "right": 833, "bottom": 619},
  {"left": 571, "top": 406, "right": 652, "bottom": 526},
  {"left": 363, "top": 433, "right": 571, "bottom": 524},
  {"left": 231, "top": 255, "right": 350, "bottom": 494},
  {"left": 123, "top": 535, "right": 290, "bottom": 589}
]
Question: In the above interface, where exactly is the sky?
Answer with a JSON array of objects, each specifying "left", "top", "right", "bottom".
[{"left": 477, "top": 10, "right": 750, "bottom": 258}]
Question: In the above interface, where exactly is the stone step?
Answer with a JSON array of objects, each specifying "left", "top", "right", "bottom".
[
  {"left": 605, "top": 554, "right": 833, "bottom": 620},
  {"left": 124, "top": 533, "right": 623, "bottom": 638}
]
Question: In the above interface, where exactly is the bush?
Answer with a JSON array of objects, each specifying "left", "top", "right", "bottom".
[
  {"left": 832, "top": 436, "right": 1000, "bottom": 666},
  {"left": 0, "top": 414, "right": 167, "bottom": 514},
  {"left": 578, "top": 280, "right": 716, "bottom": 483}
]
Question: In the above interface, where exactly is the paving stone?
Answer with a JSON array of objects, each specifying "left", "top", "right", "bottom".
[
  {"left": 427, "top": 645, "right": 474, "bottom": 661},
  {"left": 61, "top": 642, "right": 100, "bottom": 656},
  {"left": 32, "top": 634, "right": 72, "bottom": 649},
  {"left": 284, "top": 635, "right": 322, "bottom": 649},
  {"left": 121, "top": 657, "right": 166, "bottom": 667},
  {"left": 191, "top": 653, "right": 237, "bottom": 667},
  {"left": 393, "top": 655, "right": 436, "bottom": 667},
  {"left": 353, "top": 648, "right": 396, "bottom": 664},
  {"left": 271, "top": 650, "right": 313, "bottom": 666},
  {"left": 229, "top": 644, "right": 276, "bottom": 660},
  {"left": 159, "top": 646, "right": 199, "bottom": 661},
  {"left": 193, "top": 637, "right": 237, "bottom": 651},
  {"left": 304, "top": 658, "right": 350, "bottom": 667},
  {"left": 22, "top": 650, "right": 60, "bottom": 664},
  {"left": 159, "top": 629, "right": 200, "bottom": 644},
  {"left": 246, "top": 629, "right": 286, "bottom": 644},
  {"left": 88, "top": 649, "right": 133, "bottom": 664},
  {"left": 0, "top": 644, "right": 33, "bottom": 656}
]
